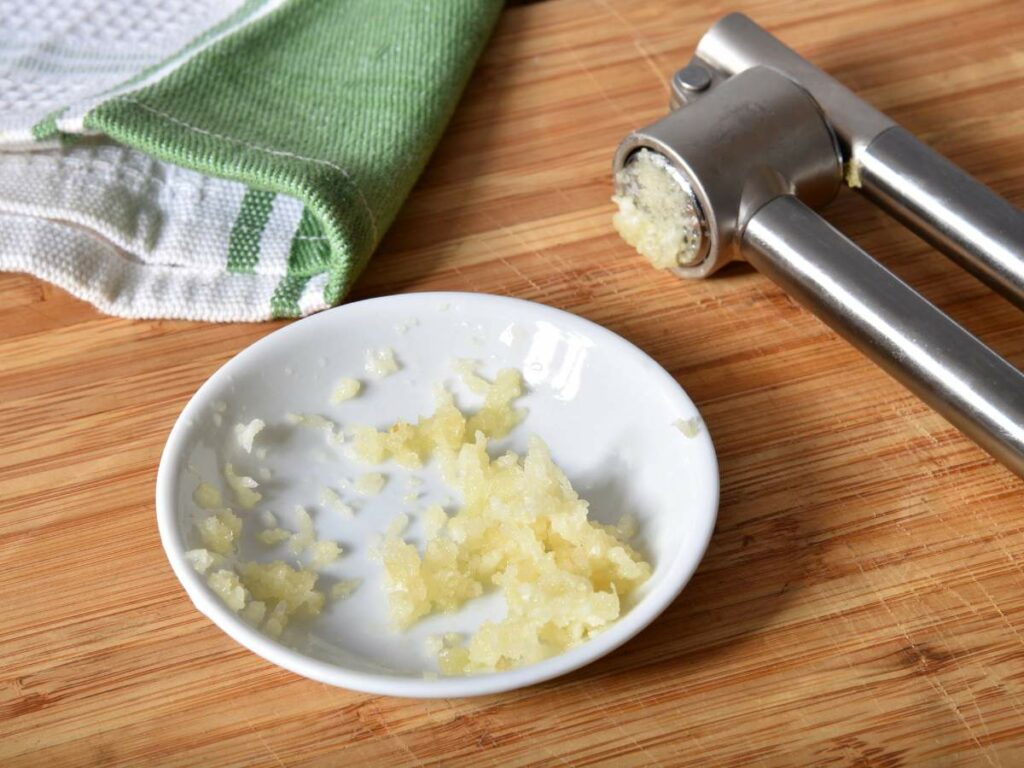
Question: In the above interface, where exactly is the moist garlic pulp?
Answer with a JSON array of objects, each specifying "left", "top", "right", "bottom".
[{"left": 612, "top": 148, "right": 704, "bottom": 269}]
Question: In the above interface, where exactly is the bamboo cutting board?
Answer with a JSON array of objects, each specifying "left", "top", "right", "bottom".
[{"left": 3, "top": 0, "right": 1024, "bottom": 765}]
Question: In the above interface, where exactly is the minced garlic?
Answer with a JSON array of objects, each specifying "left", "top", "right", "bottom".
[
  {"left": 286, "top": 412, "right": 343, "bottom": 445},
  {"left": 287, "top": 506, "right": 316, "bottom": 555},
  {"left": 612, "top": 147, "right": 704, "bottom": 269},
  {"left": 198, "top": 509, "right": 242, "bottom": 555},
  {"left": 264, "top": 602, "right": 289, "bottom": 638},
  {"left": 185, "top": 548, "right": 220, "bottom": 574},
  {"left": 234, "top": 419, "right": 265, "bottom": 453},
  {"left": 193, "top": 482, "right": 224, "bottom": 510},
  {"left": 331, "top": 579, "right": 362, "bottom": 600},
  {"left": 309, "top": 540, "right": 342, "bottom": 569},
  {"left": 422, "top": 504, "right": 447, "bottom": 540},
  {"left": 204, "top": 560, "right": 327, "bottom": 638},
  {"left": 320, "top": 487, "right": 354, "bottom": 518},
  {"left": 258, "top": 528, "right": 291, "bottom": 546},
  {"left": 673, "top": 416, "right": 703, "bottom": 438},
  {"left": 349, "top": 366, "right": 523, "bottom": 470},
  {"left": 207, "top": 569, "right": 246, "bottom": 611},
  {"left": 238, "top": 560, "right": 325, "bottom": 637},
  {"left": 250, "top": 506, "right": 342, "bottom": 568},
  {"left": 385, "top": 513, "right": 409, "bottom": 538},
  {"left": 223, "top": 463, "right": 261, "bottom": 509},
  {"left": 354, "top": 472, "right": 386, "bottom": 495},
  {"left": 357, "top": 364, "right": 650, "bottom": 675},
  {"left": 330, "top": 378, "right": 362, "bottom": 403},
  {"left": 364, "top": 347, "right": 399, "bottom": 378},
  {"left": 196, "top": 519, "right": 328, "bottom": 638},
  {"left": 240, "top": 600, "right": 267, "bottom": 624}
]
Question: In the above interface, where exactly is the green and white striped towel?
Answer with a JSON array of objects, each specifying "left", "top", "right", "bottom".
[{"left": 0, "top": 0, "right": 502, "bottom": 320}]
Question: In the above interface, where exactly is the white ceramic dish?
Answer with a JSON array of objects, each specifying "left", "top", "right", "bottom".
[{"left": 156, "top": 292, "right": 718, "bottom": 697}]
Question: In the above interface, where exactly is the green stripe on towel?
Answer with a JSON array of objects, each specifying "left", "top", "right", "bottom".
[
  {"left": 270, "top": 208, "right": 331, "bottom": 318},
  {"left": 227, "top": 188, "right": 276, "bottom": 273}
]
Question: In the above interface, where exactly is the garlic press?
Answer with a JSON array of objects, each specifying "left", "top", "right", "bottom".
[{"left": 613, "top": 13, "right": 1024, "bottom": 479}]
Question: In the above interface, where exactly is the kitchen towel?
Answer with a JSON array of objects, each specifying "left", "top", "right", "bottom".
[{"left": 0, "top": 0, "right": 502, "bottom": 320}]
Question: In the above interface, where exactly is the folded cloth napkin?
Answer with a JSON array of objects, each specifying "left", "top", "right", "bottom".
[{"left": 0, "top": 0, "right": 502, "bottom": 320}]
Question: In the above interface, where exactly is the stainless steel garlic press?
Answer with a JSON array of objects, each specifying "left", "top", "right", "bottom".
[{"left": 613, "top": 13, "right": 1024, "bottom": 478}]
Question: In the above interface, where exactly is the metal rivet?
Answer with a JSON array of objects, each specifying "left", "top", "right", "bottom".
[{"left": 673, "top": 64, "right": 711, "bottom": 93}]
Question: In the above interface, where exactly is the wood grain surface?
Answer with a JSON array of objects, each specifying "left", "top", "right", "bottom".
[{"left": 3, "top": 0, "right": 1024, "bottom": 765}]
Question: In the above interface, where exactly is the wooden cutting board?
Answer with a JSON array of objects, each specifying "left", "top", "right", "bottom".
[{"left": 3, "top": 0, "right": 1024, "bottom": 764}]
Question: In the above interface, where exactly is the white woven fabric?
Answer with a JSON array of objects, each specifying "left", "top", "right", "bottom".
[
  {"left": 0, "top": 0, "right": 285, "bottom": 146},
  {"left": 0, "top": 0, "right": 321, "bottom": 321},
  {"left": 0, "top": 142, "right": 312, "bottom": 320},
  {"left": 0, "top": 213, "right": 286, "bottom": 321}
]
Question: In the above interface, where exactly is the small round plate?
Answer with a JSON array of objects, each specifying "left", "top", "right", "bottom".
[{"left": 156, "top": 292, "right": 718, "bottom": 697}]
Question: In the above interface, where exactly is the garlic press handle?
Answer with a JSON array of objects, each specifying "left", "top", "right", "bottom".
[
  {"left": 858, "top": 126, "right": 1024, "bottom": 308},
  {"left": 742, "top": 195, "right": 1024, "bottom": 478}
]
